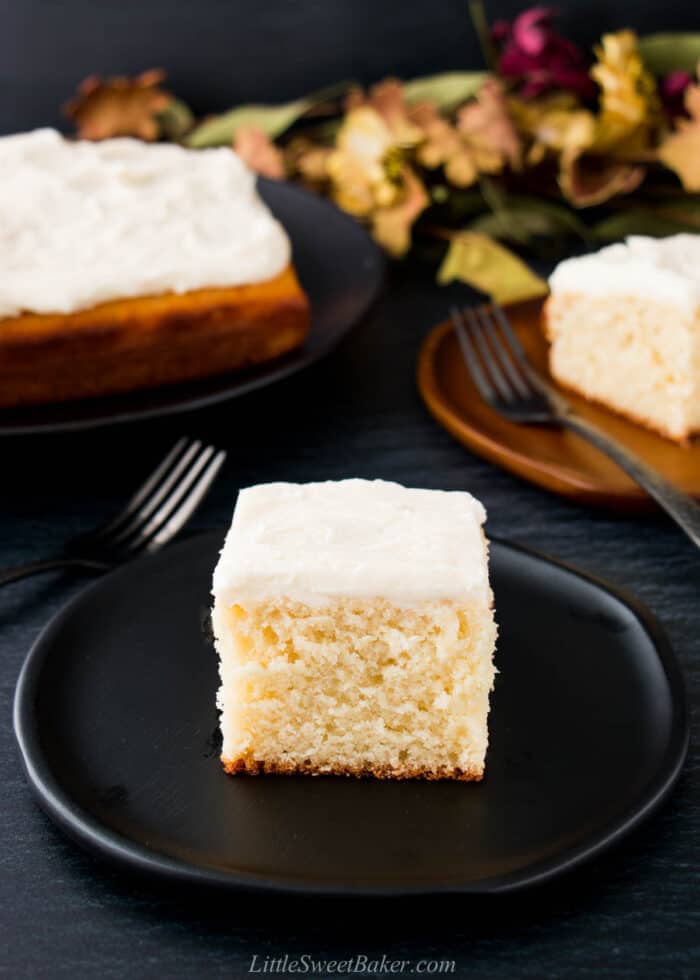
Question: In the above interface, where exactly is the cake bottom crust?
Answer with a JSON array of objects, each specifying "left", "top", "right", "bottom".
[
  {"left": 222, "top": 755, "right": 484, "bottom": 782},
  {"left": 548, "top": 371, "right": 696, "bottom": 444}
]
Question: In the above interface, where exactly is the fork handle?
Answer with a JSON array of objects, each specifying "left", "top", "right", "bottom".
[
  {"left": 0, "top": 556, "right": 112, "bottom": 588},
  {"left": 562, "top": 414, "right": 700, "bottom": 548}
]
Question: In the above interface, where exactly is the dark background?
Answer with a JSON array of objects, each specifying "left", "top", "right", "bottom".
[
  {"left": 1, "top": 0, "right": 699, "bottom": 134},
  {"left": 1, "top": 2, "right": 699, "bottom": 978}
]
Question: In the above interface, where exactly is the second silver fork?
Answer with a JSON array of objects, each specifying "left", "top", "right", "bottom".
[
  {"left": 452, "top": 303, "right": 700, "bottom": 550},
  {"left": 0, "top": 437, "right": 227, "bottom": 587}
]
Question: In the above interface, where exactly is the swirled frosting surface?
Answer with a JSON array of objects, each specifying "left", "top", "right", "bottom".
[
  {"left": 0, "top": 128, "right": 289, "bottom": 317},
  {"left": 213, "top": 479, "right": 490, "bottom": 607},
  {"left": 549, "top": 234, "right": 700, "bottom": 316}
]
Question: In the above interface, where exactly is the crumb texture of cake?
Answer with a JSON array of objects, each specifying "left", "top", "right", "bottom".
[
  {"left": 212, "top": 479, "right": 497, "bottom": 781},
  {"left": 545, "top": 235, "right": 700, "bottom": 442}
]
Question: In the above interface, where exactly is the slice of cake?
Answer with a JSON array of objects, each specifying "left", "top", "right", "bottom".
[
  {"left": 544, "top": 234, "right": 700, "bottom": 443},
  {"left": 0, "top": 129, "right": 310, "bottom": 407},
  {"left": 211, "top": 479, "right": 497, "bottom": 781}
]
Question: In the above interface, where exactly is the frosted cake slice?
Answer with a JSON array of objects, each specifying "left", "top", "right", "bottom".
[
  {"left": 545, "top": 234, "right": 700, "bottom": 443},
  {"left": 211, "top": 479, "right": 497, "bottom": 781}
]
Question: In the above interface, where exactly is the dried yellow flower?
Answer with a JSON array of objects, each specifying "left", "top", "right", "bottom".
[
  {"left": 288, "top": 140, "right": 334, "bottom": 184},
  {"left": 410, "top": 79, "right": 520, "bottom": 189},
  {"left": 345, "top": 79, "right": 424, "bottom": 147},
  {"left": 509, "top": 93, "right": 595, "bottom": 165},
  {"left": 590, "top": 30, "right": 661, "bottom": 155},
  {"left": 508, "top": 38, "right": 655, "bottom": 208},
  {"left": 326, "top": 107, "right": 401, "bottom": 216}
]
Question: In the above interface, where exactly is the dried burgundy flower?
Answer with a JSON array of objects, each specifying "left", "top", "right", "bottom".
[
  {"left": 660, "top": 70, "right": 694, "bottom": 120},
  {"left": 492, "top": 6, "right": 596, "bottom": 100}
]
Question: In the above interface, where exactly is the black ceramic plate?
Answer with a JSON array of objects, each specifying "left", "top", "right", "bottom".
[
  {"left": 14, "top": 531, "right": 687, "bottom": 896},
  {"left": 0, "top": 179, "right": 383, "bottom": 436}
]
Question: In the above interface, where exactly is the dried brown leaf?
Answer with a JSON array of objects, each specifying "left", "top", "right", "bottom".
[
  {"left": 456, "top": 79, "right": 521, "bottom": 171},
  {"left": 233, "top": 126, "right": 286, "bottom": 179},
  {"left": 659, "top": 80, "right": 700, "bottom": 191},
  {"left": 63, "top": 69, "right": 172, "bottom": 141},
  {"left": 559, "top": 151, "right": 645, "bottom": 207},
  {"left": 371, "top": 166, "right": 429, "bottom": 256}
]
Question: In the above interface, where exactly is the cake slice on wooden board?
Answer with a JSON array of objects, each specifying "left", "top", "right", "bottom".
[
  {"left": 211, "top": 479, "right": 497, "bottom": 781},
  {"left": 0, "top": 129, "right": 310, "bottom": 407},
  {"left": 544, "top": 234, "right": 700, "bottom": 443}
]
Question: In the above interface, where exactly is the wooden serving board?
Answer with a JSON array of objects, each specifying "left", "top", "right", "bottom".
[{"left": 417, "top": 301, "right": 700, "bottom": 511}]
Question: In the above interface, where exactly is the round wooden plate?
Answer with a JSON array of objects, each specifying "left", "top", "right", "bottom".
[{"left": 417, "top": 301, "right": 700, "bottom": 511}]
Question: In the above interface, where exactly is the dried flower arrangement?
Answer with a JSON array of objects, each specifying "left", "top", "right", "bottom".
[{"left": 62, "top": 5, "right": 700, "bottom": 303}]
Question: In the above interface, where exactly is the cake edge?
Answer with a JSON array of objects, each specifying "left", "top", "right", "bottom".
[
  {"left": 0, "top": 263, "right": 310, "bottom": 408},
  {"left": 221, "top": 755, "right": 484, "bottom": 781},
  {"left": 543, "top": 294, "right": 698, "bottom": 445}
]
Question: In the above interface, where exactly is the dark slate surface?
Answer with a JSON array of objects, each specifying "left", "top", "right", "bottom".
[{"left": 1, "top": 261, "right": 698, "bottom": 979}]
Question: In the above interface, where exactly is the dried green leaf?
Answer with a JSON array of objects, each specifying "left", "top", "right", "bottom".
[
  {"left": 469, "top": 202, "right": 589, "bottom": 245},
  {"left": 156, "top": 97, "right": 194, "bottom": 141},
  {"left": 436, "top": 231, "right": 549, "bottom": 304},
  {"left": 592, "top": 208, "right": 700, "bottom": 240},
  {"left": 187, "top": 100, "right": 310, "bottom": 148},
  {"left": 507, "top": 196, "right": 593, "bottom": 240},
  {"left": 638, "top": 33, "right": 700, "bottom": 75},
  {"left": 652, "top": 199, "right": 700, "bottom": 228},
  {"left": 186, "top": 82, "right": 350, "bottom": 148},
  {"left": 468, "top": 210, "right": 535, "bottom": 244},
  {"left": 403, "top": 71, "right": 490, "bottom": 112},
  {"left": 471, "top": 182, "right": 591, "bottom": 246}
]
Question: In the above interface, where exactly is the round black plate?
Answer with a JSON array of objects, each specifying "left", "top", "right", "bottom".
[
  {"left": 14, "top": 531, "right": 688, "bottom": 895},
  {"left": 0, "top": 179, "right": 383, "bottom": 436}
]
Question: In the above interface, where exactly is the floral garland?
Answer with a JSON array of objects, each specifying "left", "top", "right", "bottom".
[{"left": 62, "top": 7, "right": 700, "bottom": 304}]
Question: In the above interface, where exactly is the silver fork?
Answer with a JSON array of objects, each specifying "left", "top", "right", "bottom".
[
  {"left": 0, "top": 437, "right": 227, "bottom": 587},
  {"left": 451, "top": 303, "right": 700, "bottom": 549}
]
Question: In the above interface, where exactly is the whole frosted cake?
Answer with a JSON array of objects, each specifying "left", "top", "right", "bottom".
[
  {"left": 0, "top": 129, "right": 309, "bottom": 406},
  {"left": 545, "top": 234, "right": 700, "bottom": 443},
  {"left": 211, "top": 479, "right": 497, "bottom": 781}
]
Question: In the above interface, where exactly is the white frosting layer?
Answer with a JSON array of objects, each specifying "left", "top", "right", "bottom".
[
  {"left": 0, "top": 128, "right": 290, "bottom": 318},
  {"left": 549, "top": 235, "right": 700, "bottom": 316},
  {"left": 213, "top": 479, "right": 490, "bottom": 607}
]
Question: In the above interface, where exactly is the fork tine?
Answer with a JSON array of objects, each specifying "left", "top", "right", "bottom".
[
  {"left": 104, "top": 441, "right": 208, "bottom": 543},
  {"left": 463, "top": 307, "right": 515, "bottom": 402},
  {"left": 491, "top": 303, "right": 547, "bottom": 391},
  {"left": 96, "top": 437, "right": 197, "bottom": 537},
  {"left": 450, "top": 307, "right": 496, "bottom": 404},
  {"left": 121, "top": 444, "right": 222, "bottom": 553},
  {"left": 475, "top": 306, "right": 531, "bottom": 398},
  {"left": 144, "top": 450, "right": 227, "bottom": 552}
]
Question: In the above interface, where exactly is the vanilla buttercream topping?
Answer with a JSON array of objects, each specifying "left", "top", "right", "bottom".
[
  {"left": 0, "top": 128, "right": 290, "bottom": 318},
  {"left": 549, "top": 234, "right": 700, "bottom": 316},
  {"left": 213, "top": 479, "right": 490, "bottom": 607}
]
